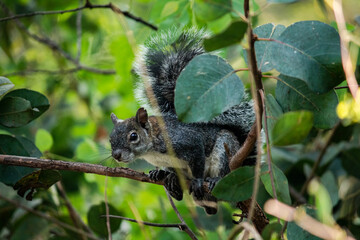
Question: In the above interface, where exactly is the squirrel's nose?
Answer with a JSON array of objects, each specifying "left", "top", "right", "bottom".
[{"left": 112, "top": 149, "right": 122, "bottom": 160}]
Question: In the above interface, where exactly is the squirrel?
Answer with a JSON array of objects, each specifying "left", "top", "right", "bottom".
[{"left": 110, "top": 28, "right": 255, "bottom": 214}]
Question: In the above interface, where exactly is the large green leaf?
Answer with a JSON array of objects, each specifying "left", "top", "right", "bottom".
[
  {"left": 193, "top": 0, "right": 232, "bottom": 22},
  {"left": 0, "top": 135, "right": 39, "bottom": 186},
  {"left": 87, "top": 202, "right": 122, "bottom": 237},
  {"left": 275, "top": 75, "right": 339, "bottom": 129},
  {"left": 271, "top": 111, "right": 313, "bottom": 146},
  {"left": 261, "top": 163, "right": 291, "bottom": 205},
  {"left": 0, "top": 89, "right": 50, "bottom": 128},
  {"left": 175, "top": 54, "right": 244, "bottom": 122},
  {"left": 254, "top": 21, "right": 343, "bottom": 93},
  {"left": 212, "top": 166, "right": 254, "bottom": 201},
  {"left": 270, "top": 21, "right": 344, "bottom": 93},
  {"left": 0, "top": 76, "right": 14, "bottom": 97},
  {"left": 253, "top": 23, "right": 286, "bottom": 72},
  {"left": 204, "top": 21, "right": 247, "bottom": 51}
]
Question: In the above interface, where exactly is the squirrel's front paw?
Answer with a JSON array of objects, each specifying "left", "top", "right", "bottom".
[
  {"left": 164, "top": 173, "right": 183, "bottom": 201},
  {"left": 149, "top": 169, "right": 170, "bottom": 181},
  {"left": 205, "top": 177, "right": 221, "bottom": 191},
  {"left": 189, "top": 178, "right": 205, "bottom": 199}
]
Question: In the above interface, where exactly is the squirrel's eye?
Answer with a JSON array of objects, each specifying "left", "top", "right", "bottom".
[{"left": 129, "top": 132, "right": 138, "bottom": 142}]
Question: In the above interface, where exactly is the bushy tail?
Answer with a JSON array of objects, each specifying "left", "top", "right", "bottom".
[
  {"left": 133, "top": 28, "right": 207, "bottom": 113},
  {"left": 134, "top": 28, "right": 255, "bottom": 153}
]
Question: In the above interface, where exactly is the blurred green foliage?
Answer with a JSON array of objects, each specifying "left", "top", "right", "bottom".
[{"left": 0, "top": 0, "right": 359, "bottom": 239}]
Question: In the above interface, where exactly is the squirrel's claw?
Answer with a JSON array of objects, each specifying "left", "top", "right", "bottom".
[
  {"left": 205, "top": 177, "right": 221, "bottom": 191},
  {"left": 149, "top": 169, "right": 170, "bottom": 181},
  {"left": 164, "top": 172, "right": 183, "bottom": 201},
  {"left": 189, "top": 178, "right": 205, "bottom": 199}
]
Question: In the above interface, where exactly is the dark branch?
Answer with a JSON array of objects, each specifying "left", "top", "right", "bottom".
[
  {"left": 0, "top": 154, "right": 161, "bottom": 184},
  {"left": 165, "top": 188, "right": 198, "bottom": 240},
  {"left": 300, "top": 122, "right": 341, "bottom": 195},
  {"left": 0, "top": 1, "right": 158, "bottom": 30},
  {"left": 104, "top": 215, "right": 186, "bottom": 228},
  {"left": 0, "top": 2, "right": 116, "bottom": 75}
]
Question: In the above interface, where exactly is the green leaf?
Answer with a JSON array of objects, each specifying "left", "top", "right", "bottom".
[
  {"left": 193, "top": 0, "right": 232, "bottom": 22},
  {"left": 341, "top": 148, "right": 360, "bottom": 178},
  {"left": 87, "top": 202, "right": 122, "bottom": 237},
  {"left": 212, "top": 166, "right": 254, "bottom": 201},
  {"left": 268, "top": 21, "right": 344, "bottom": 93},
  {"left": 320, "top": 171, "right": 339, "bottom": 207},
  {"left": 0, "top": 89, "right": 50, "bottom": 128},
  {"left": 271, "top": 111, "right": 313, "bottom": 146},
  {"left": 35, "top": 129, "right": 54, "bottom": 152},
  {"left": 13, "top": 170, "right": 61, "bottom": 200},
  {"left": 261, "top": 163, "right": 291, "bottom": 205},
  {"left": 275, "top": 75, "right": 339, "bottom": 129},
  {"left": 0, "top": 134, "right": 38, "bottom": 186},
  {"left": 253, "top": 23, "right": 286, "bottom": 72},
  {"left": 308, "top": 180, "right": 335, "bottom": 225},
  {"left": 264, "top": 94, "right": 283, "bottom": 142},
  {"left": 75, "top": 138, "right": 100, "bottom": 162},
  {"left": 287, "top": 206, "right": 322, "bottom": 240},
  {"left": 0, "top": 76, "right": 14, "bottom": 97},
  {"left": 16, "top": 136, "right": 42, "bottom": 158},
  {"left": 261, "top": 222, "right": 282, "bottom": 240},
  {"left": 175, "top": 54, "right": 244, "bottom": 122},
  {"left": 268, "top": 0, "right": 298, "bottom": 2},
  {"left": 204, "top": 21, "right": 247, "bottom": 51}
]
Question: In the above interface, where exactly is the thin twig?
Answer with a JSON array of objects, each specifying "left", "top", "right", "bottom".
[
  {"left": 0, "top": 1, "right": 158, "bottom": 30},
  {"left": 3, "top": 68, "right": 81, "bottom": 77},
  {"left": 105, "top": 215, "right": 186, "bottom": 228},
  {"left": 56, "top": 182, "right": 96, "bottom": 238},
  {"left": 104, "top": 176, "right": 112, "bottom": 240},
  {"left": 0, "top": 2, "right": 116, "bottom": 75},
  {"left": 0, "top": 194, "right": 101, "bottom": 240},
  {"left": 243, "top": 0, "right": 266, "bottom": 236},
  {"left": 76, "top": 0, "right": 83, "bottom": 62},
  {"left": 259, "top": 89, "right": 277, "bottom": 200},
  {"left": 234, "top": 68, "right": 250, "bottom": 73},
  {"left": 300, "top": 122, "right": 341, "bottom": 195},
  {"left": 333, "top": 0, "right": 359, "bottom": 99},
  {"left": 165, "top": 188, "right": 198, "bottom": 240}
]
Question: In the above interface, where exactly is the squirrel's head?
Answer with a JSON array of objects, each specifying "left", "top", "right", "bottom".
[{"left": 109, "top": 108, "right": 153, "bottom": 163}]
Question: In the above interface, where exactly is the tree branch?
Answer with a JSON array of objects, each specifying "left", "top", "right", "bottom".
[
  {"left": 0, "top": 154, "right": 161, "bottom": 184},
  {"left": 105, "top": 215, "right": 186, "bottom": 228},
  {"left": 0, "top": 1, "right": 158, "bottom": 30},
  {"left": 0, "top": 2, "right": 116, "bottom": 75},
  {"left": 165, "top": 188, "right": 198, "bottom": 240}
]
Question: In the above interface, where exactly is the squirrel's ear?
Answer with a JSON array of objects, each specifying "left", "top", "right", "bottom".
[
  {"left": 111, "top": 113, "right": 123, "bottom": 125},
  {"left": 136, "top": 108, "right": 148, "bottom": 128}
]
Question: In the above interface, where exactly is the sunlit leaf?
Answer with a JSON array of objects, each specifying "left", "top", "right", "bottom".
[{"left": 271, "top": 111, "right": 313, "bottom": 146}]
